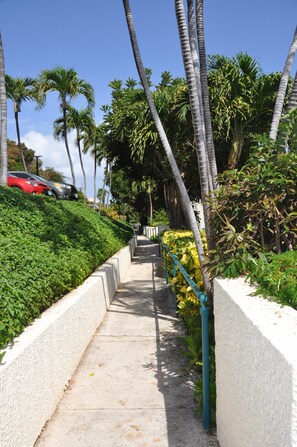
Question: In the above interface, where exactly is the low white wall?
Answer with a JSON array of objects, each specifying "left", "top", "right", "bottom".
[
  {"left": 0, "top": 237, "right": 137, "bottom": 447},
  {"left": 214, "top": 277, "right": 297, "bottom": 447},
  {"left": 143, "top": 225, "right": 169, "bottom": 239}
]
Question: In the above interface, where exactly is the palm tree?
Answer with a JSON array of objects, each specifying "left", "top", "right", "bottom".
[
  {"left": 54, "top": 105, "right": 93, "bottom": 200},
  {"left": 82, "top": 120, "right": 105, "bottom": 209},
  {"left": 195, "top": 0, "right": 217, "bottom": 184},
  {"left": 270, "top": 26, "right": 297, "bottom": 140},
  {"left": 132, "top": 176, "right": 156, "bottom": 221},
  {"left": 5, "top": 75, "right": 37, "bottom": 172},
  {"left": 175, "top": 0, "right": 216, "bottom": 248},
  {"left": 122, "top": 0, "right": 211, "bottom": 297},
  {"left": 39, "top": 67, "right": 95, "bottom": 186},
  {"left": 0, "top": 32, "right": 7, "bottom": 186}
]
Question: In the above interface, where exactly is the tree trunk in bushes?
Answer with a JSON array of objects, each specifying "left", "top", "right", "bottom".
[{"left": 164, "top": 182, "right": 188, "bottom": 229}]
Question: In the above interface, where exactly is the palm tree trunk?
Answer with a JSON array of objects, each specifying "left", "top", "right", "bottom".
[
  {"left": 287, "top": 70, "right": 297, "bottom": 110},
  {"left": 99, "top": 161, "right": 107, "bottom": 214},
  {"left": 269, "top": 26, "right": 297, "bottom": 140},
  {"left": 163, "top": 181, "right": 188, "bottom": 229},
  {"left": 187, "top": 0, "right": 214, "bottom": 196},
  {"left": 62, "top": 105, "right": 76, "bottom": 186},
  {"left": 93, "top": 145, "right": 97, "bottom": 211},
  {"left": 76, "top": 130, "right": 87, "bottom": 202},
  {"left": 196, "top": 0, "right": 218, "bottom": 185},
  {"left": 123, "top": 0, "right": 212, "bottom": 299},
  {"left": 175, "top": 0, "right": 213, "bottom": 248},
  {"left": 105, "top": 162, "right": 112, "bottom": 209},
  {"left": 15, "top": 109, "right": 28, "bottom": 172},
  {"left": 148, "top": 188, "right": 153, "bottom": 222},
  {"left": 0, "top": 31, "right": 7, "bottom": 185}
]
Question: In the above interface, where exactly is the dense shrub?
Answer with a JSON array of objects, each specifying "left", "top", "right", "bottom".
[
  {"left": 248, "top": 250, "right": 297, "bottom": 309},
  {"left": 209, "top": 149, "right": 296, "bottom": 277},
  {"left": 162, "top": 230, "right": 205, "bottom": 321},
  {"left": 0, "top": 188, "right": 133, "bottom": 353}
]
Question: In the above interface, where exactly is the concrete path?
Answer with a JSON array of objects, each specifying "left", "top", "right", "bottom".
[{"left": 35, "top": 237, "right": 218, "bottom": 447}]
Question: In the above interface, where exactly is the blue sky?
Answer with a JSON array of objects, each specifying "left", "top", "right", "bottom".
[{"left": 1, "top": 0, "right": 296, "bottom": 197}]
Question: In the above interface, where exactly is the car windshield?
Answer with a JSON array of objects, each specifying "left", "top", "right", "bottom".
[{"left": 32, "top": 174, "right": 47, "bottom": 182}]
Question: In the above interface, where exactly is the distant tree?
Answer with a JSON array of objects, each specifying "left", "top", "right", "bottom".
[
  {"left": 0, "top": 31, "right": 7, "bottom": 185},
  {"left": 132, "top": 176, "right": 156, "bottom": 221},
  {"left": 7, "top": 139, "right": 65, "bottom": 181},
  {"left": 38, "top": 67, "right": 95, "bottom": 186},
  {"left": 40, "top": 167, "right": 65, "bottom": 182},
  {"left": 82, "top": 120, "right": 105, "bottom": 208},
  {"left": 54, "top": 105, "right": 93, "bottom": 200},
  {"left": 7, "top": 139, "right": 35, "bottom": 171},
  {"left": 97, "top": 187, "right": 108, "bottom": 207},
  {"left": 5, "top": 75, "right": 37, "bottom": 171}
]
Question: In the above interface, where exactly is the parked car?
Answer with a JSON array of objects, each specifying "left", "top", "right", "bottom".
[
  {"left": 8, "top": 171, "right": 78, "bottom": 200},
  {"left": 7, "top": 174, "right": 52, "bottom": 196}
]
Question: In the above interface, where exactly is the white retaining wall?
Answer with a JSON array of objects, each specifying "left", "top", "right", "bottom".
[
  {"left": 214, "top": 277, "right": 297, "bottom": 447},
  {"left": 0, "top": 237, "right": 137, "bottom": 447},
  {"left": 143, "top": 224, "right": 169, "bottom": 239}
]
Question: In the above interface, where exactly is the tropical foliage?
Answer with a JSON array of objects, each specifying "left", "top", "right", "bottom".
[
  {"left": 208, "top": 53, "right": 283, "bottom": 169},
  {"left": 209, "top": 112, "right": 297, "bottom": 280}
]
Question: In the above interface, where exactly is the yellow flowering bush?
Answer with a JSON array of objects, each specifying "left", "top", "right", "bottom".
[{"left": 161, "top": 230, "right": 206, "bottom": 320}]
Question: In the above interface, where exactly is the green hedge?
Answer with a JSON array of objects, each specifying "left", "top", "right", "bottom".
[
  {"left": 0, "top": 188, "right": 133, "bottom": 353},
  {"left": 248, "top": 250, "right": 297, "bottom": 309}
]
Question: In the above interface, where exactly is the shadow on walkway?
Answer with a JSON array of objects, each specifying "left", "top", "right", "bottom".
[{"left": 35, "top": 236, "right": 218, "bottom": 447}]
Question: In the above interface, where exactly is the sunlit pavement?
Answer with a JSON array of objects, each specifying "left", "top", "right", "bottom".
[{"left": 35, "top": 236, "right": 218, "bottom": 447}]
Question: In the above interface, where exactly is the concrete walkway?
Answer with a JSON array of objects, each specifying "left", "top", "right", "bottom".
[{"left": 35, "top": 236, "right": 218, "bottom": 447}]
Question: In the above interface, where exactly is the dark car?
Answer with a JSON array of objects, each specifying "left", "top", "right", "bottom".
[
  {"left": 8, "top": 171, "right": 78, "bottom": 200},
  {"left": 7, "top": 174, "right": 52, "bottom": 196}
]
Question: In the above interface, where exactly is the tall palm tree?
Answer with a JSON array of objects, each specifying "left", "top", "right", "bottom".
[
  {"left": 122, "top": 0, "right": 211, "bottom": 297},
  {"left": 195, "top": 0, "right": 217, "bottom": 184},
  {"left": 175, "top": 0, "right": 215, "bottom": 247},
  {"left": 270, "top": 26, "right": 297, "bottom": 140},
  {"left": 0, "top": 31, "right": 7, "bottom": 186},
  {"left": 54, "top": 105, "right": 93, "bottom": 200},
  {"left": 39, "top": 67, "right": 95, "bottom": 186},
  {"left": 5, "top": 75, "right": 36, "bottom": 171}
]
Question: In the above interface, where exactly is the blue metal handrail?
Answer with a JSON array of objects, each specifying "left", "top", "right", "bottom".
[{"left": 161, "top": 241, "right": 210, "bottom": 431}]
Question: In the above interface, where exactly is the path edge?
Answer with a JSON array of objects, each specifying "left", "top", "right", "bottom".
[{"left": 0, "top": 236, "right": 137, "bottom": 447}]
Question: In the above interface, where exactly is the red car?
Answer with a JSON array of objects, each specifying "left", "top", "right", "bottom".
[{"left": 7, "top": 174, "right": 52, "bottom": 196}]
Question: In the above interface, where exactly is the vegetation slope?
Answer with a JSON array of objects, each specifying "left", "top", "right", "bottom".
[{"left": 0, "top": 188, "right": 133, "bottom": 352}]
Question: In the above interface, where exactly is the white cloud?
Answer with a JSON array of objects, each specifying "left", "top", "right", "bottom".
[{"left": 23, "top": 130, "right": 105, "bottom": 198}]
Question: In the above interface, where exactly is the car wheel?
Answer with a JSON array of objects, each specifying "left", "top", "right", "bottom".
[{"left": 51, "top": 191, "right": 58, "bottom": 199}]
